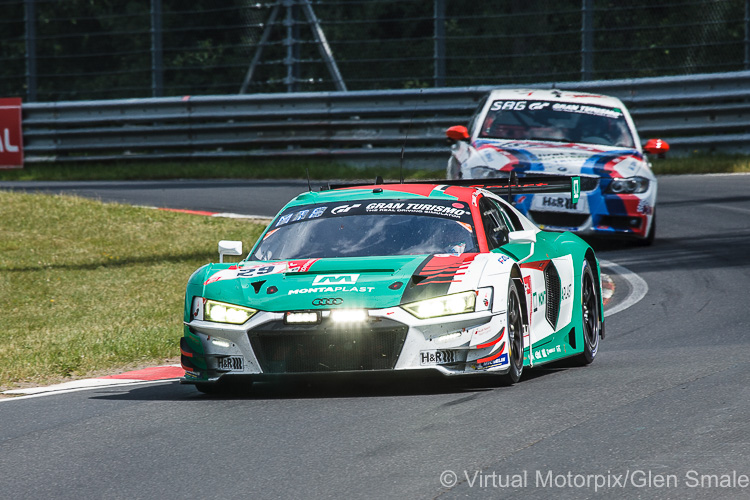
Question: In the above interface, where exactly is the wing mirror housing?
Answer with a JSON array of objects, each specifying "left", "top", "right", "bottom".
[
  {"left": 218, "top": 240, "right": 243, "bottom": 263},
  {"left": 446, "top": 125, "right": 470, "bottom": 141},
  {"left": 508, "top": 230, "right": 537, "bottom": 245},
  {"left": 643, "top": 138, "right": 669, "bottom": 156}
]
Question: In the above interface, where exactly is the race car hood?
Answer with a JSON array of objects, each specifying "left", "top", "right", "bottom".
[
  {"left": 191, "top": 253, "right": 490, "bottom": 312},
  {"left": 473, "top": 139, "right": 646, "bottom": 179}
]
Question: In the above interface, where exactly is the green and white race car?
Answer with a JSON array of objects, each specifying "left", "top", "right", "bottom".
[{"left": 180, "top": 177, "right": 604, "bottom": 393}]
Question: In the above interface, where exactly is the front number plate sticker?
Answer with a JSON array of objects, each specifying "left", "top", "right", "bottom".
[
  {"left": 531, "top": 194, "right": 588, "bottom": 213},
  {"left": 217, "top": 356, "right": 244, "bottom": 371},
  {"left": 419, "top": 350, "right": 456, "bottom": 365}
]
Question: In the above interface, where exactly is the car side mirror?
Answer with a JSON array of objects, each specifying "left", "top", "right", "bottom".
[
  {"left": 446, "top": 125, "right": 470, "bottom": 141},
  {"left": 218, "top": 240, "right": 243, "bottom": 263},
  {"left": 508, "top": 230, "right": 537, "bottom": 244},
  {"left": 643, "top": 138, "right": 669, "bottom": 156}
]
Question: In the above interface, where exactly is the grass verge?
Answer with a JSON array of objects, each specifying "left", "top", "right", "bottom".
[
  {"left": 650, "top": 154, "right": 750, "bottom": 175},
  {"left": 0, "top": 190, "right": 266, "bottom": 391},
  {"left": 0, "top": 159, "right": 436, "bottom": 182}
]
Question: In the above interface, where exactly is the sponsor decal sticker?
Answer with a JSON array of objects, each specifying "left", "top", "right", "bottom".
[
  {"left": 479, "top": 353, "right": 509, "bottom": 369},
  {"left": 420, "top": 350, "right": 457, "bottom": 365},
  {"left": 204, "top": 259, "right": 318, "bottom": 285},
  {"left": 312, "top": 298, "right": 343, "bottom": 306},
  {"left": 288, "top": 286, "right": 374, "bottom": 295},
  {"left": 312, "top": 274, "right": 359, "bottom": 286}
]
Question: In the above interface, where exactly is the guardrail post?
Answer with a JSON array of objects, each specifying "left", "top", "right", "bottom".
[
  {"left": 24, "top": 0, "right": 37, "bottom": 102},
  {"left": 434, "top": 0, "right": 446, "bottom": 88},
  {"left": 581, "top": 0, "right": 594, "bottom": 81},
  {"left": 151, "top": 0, "right": 164, "bottom": 98}
]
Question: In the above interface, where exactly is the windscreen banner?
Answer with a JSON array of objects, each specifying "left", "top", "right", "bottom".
[{"left": 0, "top": 98, "right": 23, "bottom": 169}]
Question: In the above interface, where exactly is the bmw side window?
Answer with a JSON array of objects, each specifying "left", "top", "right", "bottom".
[
  {"left": 467, "top": 94, "right": 488, "bottom": 135},
  {"left": 479, "top": 198, "right": 509, "bottom": 250}
]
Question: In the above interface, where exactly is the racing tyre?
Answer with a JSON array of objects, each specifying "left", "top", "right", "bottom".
[
  {"left": 500, "top": 280, "right": 525, "bottom": 385},
  {"left": 575, "top": 260, "right": 600, "bottom": 365}
]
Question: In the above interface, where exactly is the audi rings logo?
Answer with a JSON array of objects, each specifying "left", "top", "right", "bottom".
[{"left": 312, "top": 298, "right": 344, "bottom": 306}]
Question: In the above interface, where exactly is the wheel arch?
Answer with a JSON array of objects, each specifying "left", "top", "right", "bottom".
[{"left": 510, "top": 264, "right": 529, "bottom": 327}]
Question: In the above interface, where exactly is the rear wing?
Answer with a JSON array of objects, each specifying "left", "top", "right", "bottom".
[{"left": 327, "top": 172, "right": 581, "bottom": 204}]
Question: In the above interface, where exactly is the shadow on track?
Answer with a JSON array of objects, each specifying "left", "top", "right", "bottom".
[{"left": 93, "top": 368, "right": 565, "bottom": 402}]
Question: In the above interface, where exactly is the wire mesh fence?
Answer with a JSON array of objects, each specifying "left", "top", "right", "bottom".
[{"left": 1, "top": 0, "right": 749, "bottom": 102}]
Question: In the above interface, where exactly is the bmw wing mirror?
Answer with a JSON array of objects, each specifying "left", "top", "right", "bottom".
[
  {"left": 446, "top": 125, "right": 470, "bottom": 142},
  {"left": 643, "top": 138, "right": 670, "bottom": 157},
  {"left": 218, "top": 240, "right": 243, "bottom": 263}
]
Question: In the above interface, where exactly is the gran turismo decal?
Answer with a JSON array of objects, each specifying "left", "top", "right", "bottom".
[
  {"left": 331, "top": 204, "right": 362, "bottom": 214},
  {"left": 365, "top": 202, "right": 468, "bottom": 219},
  {"left": 204, "top": 259, "right": 318, "bottom": 285}
]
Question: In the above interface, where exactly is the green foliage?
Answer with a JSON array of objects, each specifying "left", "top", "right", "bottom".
[
  {"left": 1, "top": 1, "right": 746, "bottom": 100},
  {"left": 0, "top": 158, "right": 434, "bottom": 182}
]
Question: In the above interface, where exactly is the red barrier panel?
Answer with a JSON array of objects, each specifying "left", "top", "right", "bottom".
[{"left": 0, "top": 98, "right": 23, "bottom": 169}]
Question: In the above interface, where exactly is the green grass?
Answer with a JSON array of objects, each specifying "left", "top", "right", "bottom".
[
  {"left": 649, "top": 154, "right": 750, "bottom": 175},
  {"left": 0, "top": 159, "right": 436, "bottom": 182},
  {"left": 0, "top": 190, "right": 267, "bottom": 391}
]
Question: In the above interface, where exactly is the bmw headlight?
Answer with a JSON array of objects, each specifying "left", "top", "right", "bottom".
[
  {"left": 606, "top": 176, "right": 650, "bottom": 194},
  {"left": 402, "top": 289, "right": 492, "bottom": 319},
  {"left": 204, "top": 300, "right": 257, "bottom": 324}
]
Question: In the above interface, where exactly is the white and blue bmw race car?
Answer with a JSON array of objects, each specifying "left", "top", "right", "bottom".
[{"left": 446, "top": 89, "right": 669, "bottom": 244}]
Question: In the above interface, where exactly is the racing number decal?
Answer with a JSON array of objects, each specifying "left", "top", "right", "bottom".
[{"left": 236, "top": 266, "right": 275, "bottom": 278}]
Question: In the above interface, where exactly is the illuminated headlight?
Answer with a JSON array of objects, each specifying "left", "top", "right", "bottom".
[
  {"left": 204, "top": 300, "right": 257, "bottom": 324},
  {"left": 403, "top": 289, "right": 491, "bottom": 320},
  {"left": 606, "top": 177, "right": 650, "bottom": 194},
  {"left": 331, "top": 309, "right": 368, "bottom": 323},
  {"left": 285, "top": 311, "right": 321, "bottom": 324}
]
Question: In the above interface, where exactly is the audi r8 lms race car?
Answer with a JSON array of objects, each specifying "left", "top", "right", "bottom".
[
  {"left": 446, "top": 89, "right": 669, "bottom": 244},
  {"left": 180, "top": 177, "right": 604, "bottom": 393}
]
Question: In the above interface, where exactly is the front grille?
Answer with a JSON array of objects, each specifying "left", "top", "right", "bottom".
[
  {"left": 544, "top": 262, "right": 561, "bottom": 329},
  {"left": 529, "top": 211, "right": 590, "bottom": 228},
  {"left": 250, "top": 319, "right": 408, "bottom": 373},
  {"left": 580, "top": 177, "right": 599, "bottom": 192}
]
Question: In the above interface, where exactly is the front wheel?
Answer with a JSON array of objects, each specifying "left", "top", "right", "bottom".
[
  {"left": 575, "top": 260, "right": 601, "bottom": 365},
  {"left": 500, "top": 280, "right": 525, "bottom": 384}
]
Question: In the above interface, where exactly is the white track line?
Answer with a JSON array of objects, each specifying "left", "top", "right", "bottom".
[{"left": 600, "top": 259, "right": 648, "bottom": 317}]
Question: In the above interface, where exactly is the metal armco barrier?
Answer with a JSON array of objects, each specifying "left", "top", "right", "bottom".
[{"left": 20, "top": 71, "right": 750, "bottom": 169}]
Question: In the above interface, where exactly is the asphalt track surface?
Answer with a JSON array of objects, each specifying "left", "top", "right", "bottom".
[{"left": 1, "top": 174, "right": 749, "bottom": 499}]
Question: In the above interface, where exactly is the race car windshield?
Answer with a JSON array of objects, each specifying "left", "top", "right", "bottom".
[
  {"left": 251, "top": 200, "right": 478, "bottom": 260},
  {"left": 479, "top": 100, "right": 635, "bottom": 148}
]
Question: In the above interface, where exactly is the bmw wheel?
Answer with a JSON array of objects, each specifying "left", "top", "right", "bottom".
[{"left": 576, "top": 260, "right": 600, "bottom": 365}]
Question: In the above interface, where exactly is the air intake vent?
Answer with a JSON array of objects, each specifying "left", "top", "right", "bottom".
[{"left": 544, "top": 262, "right": 561, "bottom": 329}]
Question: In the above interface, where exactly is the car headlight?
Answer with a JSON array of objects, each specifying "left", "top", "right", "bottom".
[
  {"left": 204, "top": 299, "right": 257, "bottom": 324},
  {"left": 606, "top": 176, "right": 650, "bottom": 194},
  {"left": 402, "top": 289, "right": 491, "bottom": 319}
]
